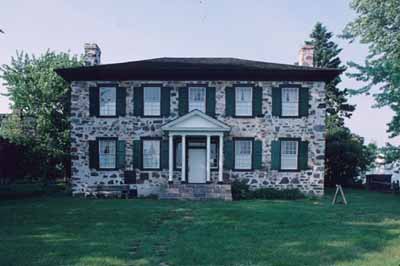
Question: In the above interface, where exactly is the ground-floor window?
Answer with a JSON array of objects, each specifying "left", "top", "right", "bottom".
[
  {"left": 142, "top": 139, "right": 160, "bottom": 169},
  {"left": 281, "top": 140, "right": 298, "bottom": 170},
  {"left": 234, "top": 139, "right": 252, "bottom": 170},
  {"left": 99, "top": 139, "right": 116, "bottom": 169}
]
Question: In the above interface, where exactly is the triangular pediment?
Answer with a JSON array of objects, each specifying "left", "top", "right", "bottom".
[{"left": 161, "top": 110, "right": 231, "bottom": 132}]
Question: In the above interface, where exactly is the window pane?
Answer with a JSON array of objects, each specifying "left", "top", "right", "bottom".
[
  {"left": 144, "top": 87, "right": 161, "bottom": 116},
  {"left": 176, "top": 142, "right": 182, "bottom": 169},
  {"left": 281, "top": 87, "right": 299, "bottom": 116},
  {"left": 99, "top": 139, "right": 116, "bottom": 169},
  {"left": 235, "top": 140, "right": 252, "bottom": 170},
  {"left": 210, "top": 143, "right": 218, "bottom": 168},
  {"left": 281, "top": 141, "right": 298, "bottom": 170},
  {"left": 189, "top": 87, "right": 206, "bottom": 112},
  {"left": 99, "top": 87, "right": 116, "bottom": 116},
  {"left": 143, "top": 140, "right": 160, "bottom": 169},
  {"left": 235, "top": 87, "right": 252, "bottom": 116}
]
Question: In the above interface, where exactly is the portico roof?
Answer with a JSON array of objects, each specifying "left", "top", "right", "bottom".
[{"left": 161, "top": 110, "right": 231, "bottom": 133}]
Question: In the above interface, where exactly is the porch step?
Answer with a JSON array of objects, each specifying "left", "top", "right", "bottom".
[{"left": 159, "top": 183, "right": 232, "bottom": 201}]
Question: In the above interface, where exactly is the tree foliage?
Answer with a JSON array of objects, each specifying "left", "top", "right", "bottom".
[
  {"left": 379, "top": 143, "right": 400, "bottom": 164},
  {"left": 0, "top": 51, "right": 82, "bottom": 179},
  {"left": 306, "top": 22, "right": 355, "bottom": 128},
  {"left": 342, "top": 0, "right": 400, "bottom": 137},
  {"left": 325, "top": 127, "right": 375, "bottom": 186}
]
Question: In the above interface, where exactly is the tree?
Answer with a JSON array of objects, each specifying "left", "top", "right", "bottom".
[
  {"left": 342, "top": 0, "right": 400, "bottom": 137},
  {"left": 306, "top": 22, "right": 355, "bottom": 128},
  {"left": 0, "top": 51, "right": 82, "bottom": 180},
  {"left": 379, "top": 143, "right": 400, "bottom": 163},
  {"left": 325, "top": 127, "right": 375, "bottom": 186}
]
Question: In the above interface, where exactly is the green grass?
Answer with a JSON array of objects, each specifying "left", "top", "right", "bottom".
[{"left": 0, "top": 190, "right": 400, "bottom": 266}]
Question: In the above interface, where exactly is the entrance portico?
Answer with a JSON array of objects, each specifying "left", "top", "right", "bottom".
[{"left": 161, "top": 110, "right": 231, "bottom": 184}]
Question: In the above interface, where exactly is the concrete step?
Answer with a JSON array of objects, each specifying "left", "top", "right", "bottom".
[{"left": 159, "top": 183, "right": 232, "bottom": 201}]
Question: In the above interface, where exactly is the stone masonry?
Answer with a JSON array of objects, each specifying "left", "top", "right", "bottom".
[{"left": 70, "top": 80, "right": 326, "bottom": 197}]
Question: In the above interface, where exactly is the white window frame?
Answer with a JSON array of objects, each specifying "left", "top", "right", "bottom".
[
  {"left": 234, "top": 140, "right": 252, "bottom": 170},
  {"left": 281, "top": 140, "right": 298, "bottom": 170},
  {"left": 142, "top": 139, "right": 160, "bottom": 169},
  {"left": 99, "top": 87, "right": 116, "bottom": 116},
  {"left": 281, "top": 87, "right": 299, "bottom": 117},
  {"left": 143, "top": 87, "right": 161, "bottom": 116},
  {"left": 235, "top": 87, "right": 253, "bottom": 116},
  {"left": 98, "top": 139, "right": 116, "bottom": 169},
  {"left": 188, "top": 87, "right": 206, "bottom": 112}
]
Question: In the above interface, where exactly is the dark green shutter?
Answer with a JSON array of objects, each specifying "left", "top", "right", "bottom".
[
  {"left": 116, "top": 140, "right": 126, "bottom": 169},
  {"left": 253, "top": 86, "right": 263, "bottom": 117},
  {"left": 116, "top": 87, "right": 126, "bottom": 116},
  {"left": 252, "top": 140, "right": 263, "bottom": 169},
  {"left": 272, "top": 87, "right": 281, "bottom": 116},
  {"left": 271, "top": 140, "right": 281, "bottom": 170},
  {"left": 206, "top": 87, "right": 216, "bottom": 117},
  {"left": 132, "top": 140, "right": 142, "bottom": 169},
  {"left": 179, "top": 87, "right": 188, "bottom": 116},
  {"left": 133, "top": 87, "right": 143, "bottom": 116},
  {"left": 299, "top": 141, "right": 309, "bottom": 170},
  {"left": 89, "top": 87, "right": 99, "bottom": 116},
  {"left": 161, "top": 87, "right": 171, "bottom": 117},
  {"left": 89, "top": 140, "right": 99, "bottom": 169},
  {"left": 224, "top": 140, "right": 233, "bottom": 169},
  {"left": 161, "top": 139, "right": 169, "bottom": 169},
  {"left": 299, "top": 87, "right": 309, "bottom": 117},
  {"left": 225, "top": 87, "right": 235, "bottom": 116}
]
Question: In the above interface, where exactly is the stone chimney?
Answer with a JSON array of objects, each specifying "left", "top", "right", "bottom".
[
  {"left": 298, "top": 44, "right": 314, "bottom": 67},
  {"left": 84, "top": 43, "right": 101, "bottom": 66}
]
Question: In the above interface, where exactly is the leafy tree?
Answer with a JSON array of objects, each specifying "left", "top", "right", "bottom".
[
  {"left": 342, "top": 0, "right": 400, "bottom": 137},
  {"left": 325, "top": 127, "right": 375, "bottom": 186},
  {"left": 306, "top": 22, "right": 355, "bottom": 128},
  {"left": 379, "top": 143, "right": 400, "bottom": 164},
  {"left": 0, "top": 51, "right": 82, "bottom": 180}
]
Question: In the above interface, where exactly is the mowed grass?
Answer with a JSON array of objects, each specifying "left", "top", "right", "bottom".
[{"left": 0, "top": 190, "right": 400, "bottom": 266}]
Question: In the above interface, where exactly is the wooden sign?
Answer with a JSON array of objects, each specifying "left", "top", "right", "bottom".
[{"left": 332, "top": 185, "right": 347, "bottom": 205}]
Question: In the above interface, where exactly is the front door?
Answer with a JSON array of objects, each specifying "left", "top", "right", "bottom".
[{"left": 188, "top": 148, "right": 206, "bottom": 183}]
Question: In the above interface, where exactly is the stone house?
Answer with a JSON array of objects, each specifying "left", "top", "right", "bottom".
[{"left": 56, "top": 43, "right": 342, "bottom": 199}]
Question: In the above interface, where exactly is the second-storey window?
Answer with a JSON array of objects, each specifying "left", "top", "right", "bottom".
[
  {"left": 144, "top": 87, "right": 161, "bottom": 116},
  {"left": 281, "top": 140, "right": 298, "bottom": 170},
  {"left": 143, "top": 140, "right": 160, "bottom": 169},
  {"left": 99, "top": 139, "right": 116, "bottom": 169},
  {"left": 235, "top": 87, "right": 252, "bottom": 116},
  {"left": 99, "top": 87, "right": 116, "bottom": 116},
  {"left": 189, "top": 87, "right": 206, "bottom": 112},
  {"left": 235, "top": 140, "right": 252, "bottom": 170},
  {"left": 282, "top": 87, "right": 299, "bottom": 117}
]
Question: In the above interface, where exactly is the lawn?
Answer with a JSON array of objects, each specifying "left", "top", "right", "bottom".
[{"left": 0, "top": 190, "right": 399, "bottom": 266}]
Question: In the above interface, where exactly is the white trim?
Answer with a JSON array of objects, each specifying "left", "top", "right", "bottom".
[
  {"left": 168, "top": 135, "right": 173, "bottom": 182},
  {"left": 218, "top": 134, "right": 223, "bottom": 182},
  {"left": 181, "top": 135, "right": 186, "bottom": 182},
  {"left": 206, "top": 135, "right": 211, "bottom": 182}
]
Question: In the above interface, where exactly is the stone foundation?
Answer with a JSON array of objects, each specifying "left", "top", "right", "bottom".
[{"left": 159, "top": 184, "right": 232, "bottom": 200}]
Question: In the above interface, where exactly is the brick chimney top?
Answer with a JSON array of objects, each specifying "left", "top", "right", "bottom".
[
  {"left": 84, "top": 43, "right": 101, "bottom": 66},
  {"left": 298, "top": 45, "right": 314, "bottom": 67}
]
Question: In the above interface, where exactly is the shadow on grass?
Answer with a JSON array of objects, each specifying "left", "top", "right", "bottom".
[{"left": 0, "top": 190, "right": 399, "bottom": 266}]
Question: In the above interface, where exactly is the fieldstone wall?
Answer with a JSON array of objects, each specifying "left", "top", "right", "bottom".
[{"left": 70, "top": 80, "right": 326, "bottom": 197}]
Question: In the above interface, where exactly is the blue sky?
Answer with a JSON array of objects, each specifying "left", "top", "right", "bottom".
[{"left": 0, "top": 0, "right": 398, "bottom": 146}]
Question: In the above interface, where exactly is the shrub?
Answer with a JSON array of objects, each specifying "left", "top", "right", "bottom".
[{"left": 231, "top": 180, "right": 305, "bottom": 200}]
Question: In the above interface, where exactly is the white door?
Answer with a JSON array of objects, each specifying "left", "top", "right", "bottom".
[{"left": 188, "top": 149, "right": 206, "bottom": 183}]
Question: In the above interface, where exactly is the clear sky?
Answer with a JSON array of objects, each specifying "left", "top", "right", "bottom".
[{"left": 0, "top": 0, "right": 399, "bottom": 146}]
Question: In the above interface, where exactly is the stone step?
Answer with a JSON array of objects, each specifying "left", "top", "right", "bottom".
[{"left": 159, "top": 184, "right": 232, "bottom": 201}]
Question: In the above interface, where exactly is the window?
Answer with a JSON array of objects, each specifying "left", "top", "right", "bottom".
[
  {"left": 99, "top": 87, "right": 116, "bottom": 116},
  {"left": 143, "top": 140, "right": 160, "bottom": 169},
  {"left": 235, "top": 87, "right": 252, "bottom": 116},
  {"left": 189, "top": 87, "right": 206, "bottom": 112},
  {"left": 282, "top": 87, "right": 299, "bottom": 116},
  {"left": 281, "top": 140, "right": 298, "bottom": 170},
  {"left": 210, "top": 143, "right": 218, "bottom": 168},
  {"left": 235, "top": 140, "right": 252, "bottom": 170},
  {"left": 176, "top": 142, "right": 182, "bottom": 169},
  {"left": 144, "top": 87, "right": 161, "bottom": 116},
  {"left": 99, "top": 139, "right": 116, "bottom": 169}
]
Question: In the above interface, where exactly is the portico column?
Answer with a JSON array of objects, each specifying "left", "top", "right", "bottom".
[
  {"left": 218, "top": 134, "right": 224, "bottom": 183},
  {"left": 181, "top": 135, "right": 186, "bottom": 182},
  {"left": 168, "top": 134, "right": 173, "bottom": 183},
  {"left": 206, "top": 135, "right": 211, "bottom": 183}
]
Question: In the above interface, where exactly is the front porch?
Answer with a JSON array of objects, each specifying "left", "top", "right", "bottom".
[{"left": 162, "top": 110, "right": 231, "bottom": 186}]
